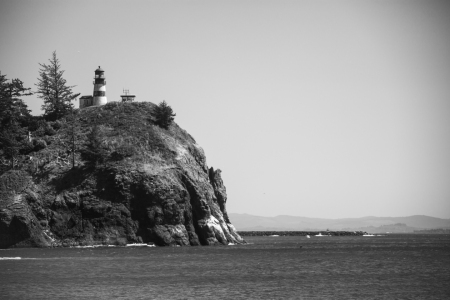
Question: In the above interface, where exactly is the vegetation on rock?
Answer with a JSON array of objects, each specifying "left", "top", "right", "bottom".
[
  {"left": 35, "top": 51, "right": 80, "bottom": 121},
  {"left": 154, "top": 100, "right": 176, "bottom": 129},
  {"left": 0, "top": 101, "right": 245, "bottom": 248},
  {"left": 0, "top": 71, "right": 32, "bottom": 127},
  {"left": 0, "top": 72, "right": 33, "bottom": 169}
]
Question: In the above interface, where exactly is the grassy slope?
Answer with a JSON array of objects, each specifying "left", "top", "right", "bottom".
[{"left": 25, "top": 101, "right": 199, "bottom": 181}]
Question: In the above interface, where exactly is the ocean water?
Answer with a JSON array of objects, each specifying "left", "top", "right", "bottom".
[{"left": 1, "top": 234, "right": 449, "bottom": 299}]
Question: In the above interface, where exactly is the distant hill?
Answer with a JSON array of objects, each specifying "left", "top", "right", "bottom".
[{"left": 229, "top": 213, "right": 450, "bottom": 233}]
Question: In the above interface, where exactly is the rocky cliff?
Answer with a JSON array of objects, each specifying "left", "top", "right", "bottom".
[{"left": 0, "top": 102, "right": 245, "bottom": 247}]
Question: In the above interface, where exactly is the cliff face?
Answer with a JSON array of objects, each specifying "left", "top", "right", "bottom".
[{"left": 0, "top": 102, "right": 245, "bottom": 248}]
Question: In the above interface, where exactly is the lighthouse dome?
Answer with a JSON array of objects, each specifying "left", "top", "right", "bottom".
[{"left": 95, "top": 66, "right": 104, "bottom": 72}]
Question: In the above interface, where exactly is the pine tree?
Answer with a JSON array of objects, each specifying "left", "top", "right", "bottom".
[
  {"left": 0, "top": 118, "right": 25, "bottom": 169},
  {"left": 36, "top": 51, "right": 80, "bottom": 121},
  {"left": 0, "top": 72, "right": 32, "bottom": 169},
  {"left": 154, "top": 100, "right": 176, "bottom": 129},
  {"left": 0, "top": 71, "right": 32, "bottom": 127},
  {"left": 80, "top": 125, "right": 108, "bottom": 166}
]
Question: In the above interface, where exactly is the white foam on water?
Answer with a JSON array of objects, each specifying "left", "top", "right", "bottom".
[
  {"left": 73, "top": 245, "right": 110, "bottom": 248},
  {"left": 270, "top": 235, "right": 279, "bottom": 237},
  {"left": 126, "top": 243, "right": 155, "bottom": 247},
  {"left": 0, "top": 257, "right": 22, "bottom": 260},
  {"left": 72, "top": 243, "right": 156, "bottom": 248}
]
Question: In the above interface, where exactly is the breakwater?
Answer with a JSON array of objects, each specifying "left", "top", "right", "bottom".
[{"left": 238, "top": 231, "right": 366, "bottom": 236}]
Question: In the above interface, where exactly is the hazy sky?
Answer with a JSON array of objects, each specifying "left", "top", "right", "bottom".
[{"left": 1, "top": 0, "right": 449, "bottom": 219}]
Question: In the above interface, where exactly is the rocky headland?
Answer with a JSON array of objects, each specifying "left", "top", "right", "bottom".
[{"left": 0, "top": 102, "right": 245, "bottom": 248}]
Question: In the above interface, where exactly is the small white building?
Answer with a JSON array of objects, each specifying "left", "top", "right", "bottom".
[{"left": 79, "top": 95, "right": 93, "bottom": 108}]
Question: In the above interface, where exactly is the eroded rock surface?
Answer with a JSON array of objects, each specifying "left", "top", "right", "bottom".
[{"left": 0, "top": 103, "right": 245, "bottom": 248}]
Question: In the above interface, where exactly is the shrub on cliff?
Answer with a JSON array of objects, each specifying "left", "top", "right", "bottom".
[
  {"left": 32, "top": 139, "right": 47, "bottom": 151},
  {"left": 50, "top": 120, "right": 63, "bottom": 131},
  {"left": 80, "top": 125, "right": 108, "bottom": 166},
  {"left": 154, "top": 101, "right": 176, "bottom": 129},
  {"left": 0, "top": 131, "right": 21, "bottom": 168},
  {"left": 110, "top": 144, "right": 135, "bottom": 161},
  {"left": 0, "top": 117, "right": 29, "bottom": 168},
  {"left": 19, "top": 140, "right": 34, "bottom": 155}
]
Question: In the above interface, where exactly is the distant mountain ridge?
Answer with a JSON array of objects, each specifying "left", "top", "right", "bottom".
[{"left": 229, "top": 213, "right": 450, "bottom": 233}]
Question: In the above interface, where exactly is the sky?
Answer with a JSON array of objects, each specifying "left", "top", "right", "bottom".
[{"left": 1, "top": 0, "right": 449, "bottom": 219}]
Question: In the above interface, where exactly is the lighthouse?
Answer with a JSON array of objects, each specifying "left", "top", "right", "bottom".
[{"left": 93, "top": 66, "right": 107, "bottom": 106}]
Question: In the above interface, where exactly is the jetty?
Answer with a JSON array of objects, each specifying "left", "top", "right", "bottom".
[{"left": 238, "top": 231, "right": 366, "bottom": 236}]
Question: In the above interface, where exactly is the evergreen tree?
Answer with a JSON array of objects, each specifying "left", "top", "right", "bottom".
[
  {"left": 0, "top": 118, "right": 26, "bottom": 169},
  {"left": 36, "top": 51, "right": 80, "bottom": 121},
  {"left": 80, "top": 125, "right": 108, "bottom": 166},
  {"left": 0, "top": 72, "right": 33, "bottom": 169},
  {"left": 0, "top": 71, "right": 32, "bottom": 127},
  {"left": 154, "top": 100, "right": 176, "bottom": 129}
]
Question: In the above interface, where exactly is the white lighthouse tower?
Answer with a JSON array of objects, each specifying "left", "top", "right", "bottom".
[{"left": 93, "top": 66, "right": 107, "bottom": 106}]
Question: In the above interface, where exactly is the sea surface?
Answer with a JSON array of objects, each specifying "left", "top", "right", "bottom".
[{"left": 1, "top": 234, "right": 449, "bottom": 299}]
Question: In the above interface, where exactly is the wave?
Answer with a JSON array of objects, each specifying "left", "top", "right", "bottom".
[
  {"left": 126, "top": 243, "right": 155, "bottom": 247},
  {"left": 71, "top": 243, "right": 156, "bottom": 248},
  {"left": 0, "top": 257, "right": 22, "bottom": 260},
  {"left": 73, "top": 245, "right": 104, "bottom": 248}
]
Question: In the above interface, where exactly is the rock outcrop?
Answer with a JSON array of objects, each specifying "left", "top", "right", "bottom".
[{"left": 0, "top": 102, "right": 245, "bottom": 248}]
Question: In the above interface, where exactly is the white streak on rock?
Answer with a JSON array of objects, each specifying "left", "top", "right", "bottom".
[
  {"left": 175, "top": 145, "right": 188, "bottom": 161},
  {"left": 206, "top": 215, "right": 227, "bottom": 242}
]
